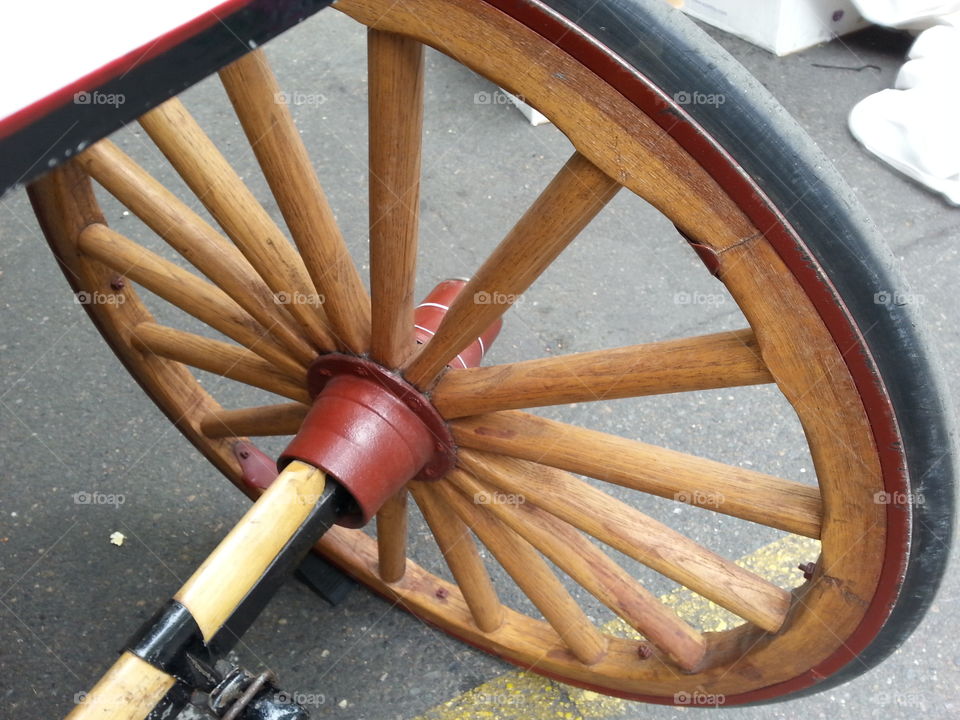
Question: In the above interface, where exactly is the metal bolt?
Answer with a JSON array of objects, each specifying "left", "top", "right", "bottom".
[
  {"left": 798, "top": 562, "right": 817, "bottom": 580},
  {"left": 423, "top": 466, "right": 437, "bottom": 478},
  {"left": 355, "top": 366, "right": 368, "bottom": 376},
  {"left": 317, "top": 369, "right": 332, "bottom": 376},
  {"left": 238, "top": 449, "right": 250, "bottom": 460},
  {"left": 637, "top": 644, "right": 652, "bottom": 659},
  {"left": 435, "top": 587, "right": 449, "bottom": 600},
  {"left": 110, "top": 276, "right": 126, "bottom": 291}
]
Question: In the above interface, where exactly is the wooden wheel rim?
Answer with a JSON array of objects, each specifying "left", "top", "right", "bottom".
[{"left": 26, "top": 0, "right": 914, "bottom": 705}]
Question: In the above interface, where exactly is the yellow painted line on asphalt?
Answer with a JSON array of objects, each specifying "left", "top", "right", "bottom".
[{"left": 415, "top": 534, "right": 820, "bottom": 720}]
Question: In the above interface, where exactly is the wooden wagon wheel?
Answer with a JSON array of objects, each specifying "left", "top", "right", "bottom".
[{"left": 28, "top": 0, "right": 953, "bottom": 706}]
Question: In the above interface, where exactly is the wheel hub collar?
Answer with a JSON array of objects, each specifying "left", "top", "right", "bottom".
[{"left": 279, "top": 280, "right": 501, "bottom": 527}]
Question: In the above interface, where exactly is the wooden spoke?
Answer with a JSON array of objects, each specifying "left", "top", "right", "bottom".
[
  {"left": 460, "top": 451, "right": 791, "bottom": 633},
  {"left": 436, "top": 476, "right": 608, "bottom": 665},
  {"left": 376, "top": 491, "right": 409, "bottom": 582},
  {"left": 448, "top": 471, "right": 706, "bottom": 670},
  {"left": 77, "top": 223, "right": 304, "bottom": 378},
  {"left": 453, "top": 411, "right": 822, "bottom": 538},
  {"left": 219, "top": 51, "right": 371, "bottom": 353},
  {"left": 130, "top": 322, "right": 310, "bottom": 403},
  {"left": 408, "top": 482, "right": 504, "bottom": 632},
  {"left": 200, "top": 402, "right": 308, "bottom": 439},
  {"left": 77, "top": 140, "right": 317, "bottom": 366},
  {"left": 138, "top": 99, "right": 335, "bottom": 351},
  {"left": 403, "top": 152, "right": 620, "bottom": 388},
  {"left": 367, "top": 30, "right": 424, "bottom": 369},
  {"left": 433, "top": 328, "right": 773, "bottom": 418}
]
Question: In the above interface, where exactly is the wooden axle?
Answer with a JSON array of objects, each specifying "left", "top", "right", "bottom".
[{"left": 65, "top": 461, "right": 338, "bottom": 720}]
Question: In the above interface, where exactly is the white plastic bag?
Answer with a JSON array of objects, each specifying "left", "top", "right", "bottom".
[
  {"left": 850, "top": 0, "right": 960, "bottom": 28},
  {"left": 848, "top": 17, "right": 960, "bottom": 204}
]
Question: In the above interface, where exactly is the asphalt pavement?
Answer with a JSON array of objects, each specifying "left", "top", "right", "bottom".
[{"left": 1, "top": 6, "right": 958, "bottom": 720}]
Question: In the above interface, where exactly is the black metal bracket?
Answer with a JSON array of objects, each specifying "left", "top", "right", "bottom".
[
  {"left": 295, "top": 552, "right": 357, "bottom": 606},
  {"left": 208, "top": 663, "right": 310, "bottom": 720},
  {"left": 128, "top": 599, "right": 216, "bottom": 688}
]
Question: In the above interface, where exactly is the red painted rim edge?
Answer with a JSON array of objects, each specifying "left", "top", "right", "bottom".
[{"left": 465, "top": 0, "right": 910, "bottom": 705}]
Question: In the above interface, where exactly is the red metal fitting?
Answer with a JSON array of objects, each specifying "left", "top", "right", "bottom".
[
  {"left": 277, "top": 280, "right": 503, "bottom": 528},
  {"left": 280, "top": 373, "right": 437, "bottom": 528},
  {"left": 414, "top": 279, "right": 502, "bottom": 369},
  {"left": 235, "top": 441, "right": 280, "bottom": 491},
  {"left": 303, "top": 353, "right": 456, "bottom": 481}
]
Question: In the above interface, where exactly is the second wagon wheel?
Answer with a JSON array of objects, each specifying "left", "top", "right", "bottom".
[{"left": 28, "top": 0, "right": 954, "bottom": 706}]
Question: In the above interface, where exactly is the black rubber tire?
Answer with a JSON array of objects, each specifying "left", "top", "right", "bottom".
[{"left": 541, "top": 0, "right": 956, "bottom": 700}]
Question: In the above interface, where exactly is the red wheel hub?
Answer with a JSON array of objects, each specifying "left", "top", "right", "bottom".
[
  {"left": 274, "top": 279, "right": 501, "bottom": 527},
  {"left": 280, "top": 355, "right": 452, "bottom": 527}
]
